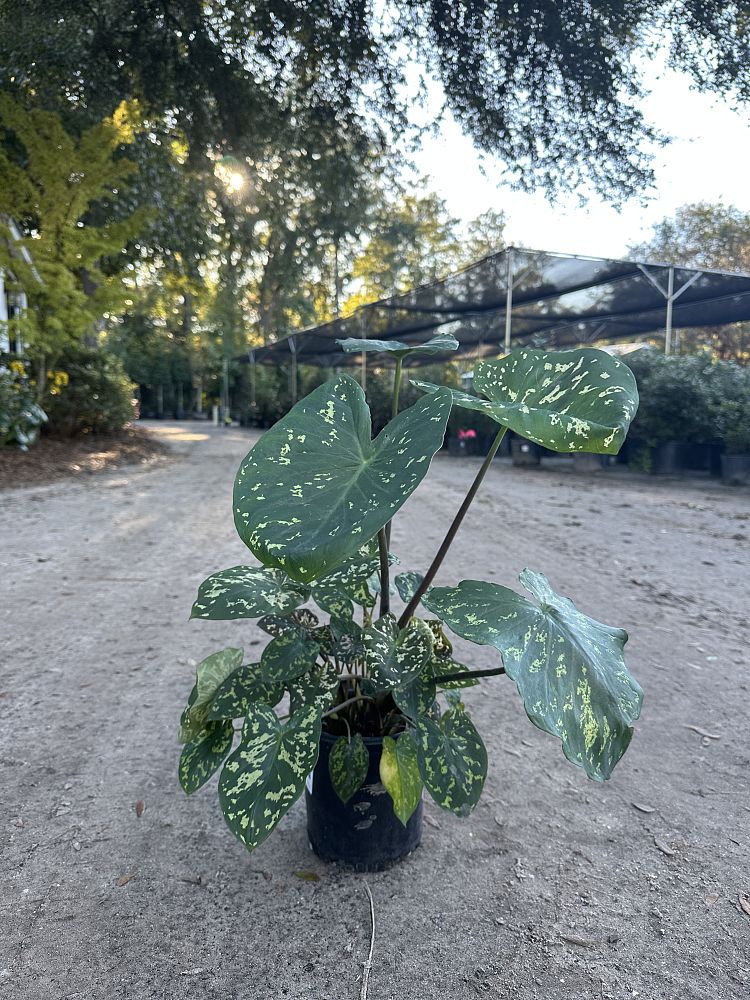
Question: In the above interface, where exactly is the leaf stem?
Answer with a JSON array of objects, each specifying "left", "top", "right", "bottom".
[
  {"left": 385, "top": 358, "right": 404, "bottom": 549},
  {"left": 433, "top": 664, "right": 506, "bottom": 685},
  {"left": 398, "top": 426, "right": 507, "bottom": 627},
  {"left": 378, "top": 527, "right": 390, "bottom": 617},
  {"left": 322, "top": 694, "right": 374, "bottom": 718}
]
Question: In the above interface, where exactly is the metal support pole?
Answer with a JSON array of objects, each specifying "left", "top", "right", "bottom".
[
  {"left": 289, "top": 336, "right": 298, "bottom": 404},
  {"left": 360, "top": 314, "right": 368, "bottom": 391},
  {"left": 222, "top": 358, "right": 229, "bottom": 423},
  {"left": 504, "top": 248, "right": 514, "bottom": 353},
  {"left": 665, "top": 266, "right": 675, "bottom": 356},
  {"left": 248, "top": 350, "right": 256, "bottom": 412}
]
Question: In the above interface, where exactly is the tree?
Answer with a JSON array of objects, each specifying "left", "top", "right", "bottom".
[
  {"left": 630, "top": 203, "right": 750, "bottom": 362},
  {"left": 4, "top": 3, "right": 750, "bottom": 201},
  {"left": 0, "top": 94, "right": 149, "bottom": 394}
]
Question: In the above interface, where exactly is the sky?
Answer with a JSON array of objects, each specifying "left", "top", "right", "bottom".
[{"left": 410, "top": 60, "right": 750, "bottom": 260}]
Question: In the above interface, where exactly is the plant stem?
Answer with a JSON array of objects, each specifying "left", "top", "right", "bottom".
[
  {"left": 398, "top": 426, "right": 507, "bottom": 627},
  {"left": 433, "top": 664, "right": 506, "bottom": 685},
  {"left": 322, "top": 694, "right": 373, "bottom": 719},
  {"left": 377, "top": 527, "right": 390, "bottom": 617},
  {"left": 385, "top": 358, "right": 404, "bottom": 550}
]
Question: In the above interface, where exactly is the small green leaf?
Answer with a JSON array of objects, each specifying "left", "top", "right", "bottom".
[
  {"left": 234, "top": 374, "right": 452, "bottom": 582},
  {"left": 179, "top": 647, "right": 244, "bottom": 742},
  {"left": 363, "top": 614, "right": 433, "bottom": 688},
  {"left": 179, "top": 720, "right": 234, "bottom": 795},
  {"left": 380, "top": 732, "right": 423, "bottom": 825},
  {"left": 415, "top": 347, "right": 638, "bottom": 454},
  {"left": 206, "top": 664, "right": 285, "bottom": 720},
  {"left": 395, "top": 571, "right": 424, "bottom": 603},
  {"left": 416, "top": 708, "right": 487, "bottom": 816},
  {"left": 393, "top": 665, "right": 437, "bottom": 720},
  {"left": 190, "top": 566, "right": 310, "bottom": 620},
  {"left": 288, "top": 661, "right": 341, "bottom": 715},
  {"left": 260, "top": 627, "right": 320, "bottom": 683},
  {"left": 219, "top": 704, "right": 322, "bottom": 852},
  {"left": 329, "top": 733, "right": 369, "bottom": 803},
  {"left": 337, "top": 332, "right": 459, "bottom": 358},
  {"left": 423, "top": 571, "right": 643, "bottom": 781}
]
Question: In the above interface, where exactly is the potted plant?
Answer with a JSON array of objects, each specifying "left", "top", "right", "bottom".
[{"left": 178, "top": 336, "right": 643, "bottom": 870}]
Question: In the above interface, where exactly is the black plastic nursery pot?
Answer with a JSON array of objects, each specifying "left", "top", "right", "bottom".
[
  {"left": 305, "top": 731, "right": 423, "bottom": 872},
  {"left": 721, "top": 452, "right": 750, "bottom": 486}
]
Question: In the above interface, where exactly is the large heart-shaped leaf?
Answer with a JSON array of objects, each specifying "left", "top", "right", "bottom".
[
  {"left": 415, "top": 708, "right": 487, "bottom": 816},
  {"left": 329, "top": 733, "right": 369, "bottom": 804},
  {"left": 179, "top": 720, "right": 234, "bottom": 795},
  {"left": 363, "top": 614, "right": 434, "bottom": 688},
  {"left": 338, "top": 332, "right": 459, "bottom": 358},
  {"left": 233, "top": 374, "right": 452, "bottom": 582},
  {"left": 206, "top": 664, "right": 285, "bottom": 720},
  {"left": 178, "top": 647, "right": 244, "bottom": 742},
  {"left": 219, "top": 704, "right": 322, "bottom": 852},
  {"left": 380, "top": 732, "right": 423, "bottom": 825},
  {"left": 423, "top": 571, "right": 643, "bottom": 781},
  {"left": 190, "top": 566, "right": 310, "bottom": 621},
  {"left": 415, "top": 347, "right": 638, "bottom": 454}
]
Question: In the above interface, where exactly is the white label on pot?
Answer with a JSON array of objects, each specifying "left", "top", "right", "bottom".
[{"left": 305, "top": 771, "right": 314, "bottom": 794}]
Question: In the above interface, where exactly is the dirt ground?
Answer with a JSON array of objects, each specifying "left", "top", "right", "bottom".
[
  {"left": 0, "top": 426, "right": 168, "bottom": 490},
  {"left": 1, "top": 420, "right": 748, "bottom": 1000}
]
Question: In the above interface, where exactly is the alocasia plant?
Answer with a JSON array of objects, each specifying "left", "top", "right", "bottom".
[{"left": 178, "top": 334, "right": 642, "bottom": 853}]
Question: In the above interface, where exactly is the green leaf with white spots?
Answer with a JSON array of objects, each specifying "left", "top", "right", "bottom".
[
  {"left": 329, "top": 733, "right": 369, "bottom": 803},
  {"left": 179, "top": 647, "right": 244, "bottom": 742},
  {"left": 179, "top": 720, "right": 234, "bottom": 795},
  {"left": 311, "top": 542, "right": 391, "bottom": 613},
  {"left": 395, "top": 571, "right": 424, "bottom": 603},
  {"left": 337, "top": 332, "right": 459, "bottom": 358},
  {"left": 363, "top": 614, "right": 434, "bottom": 688},
  {"left": 258, "top": 608, "right": 318, "bottom": 638},
  {"left": 393, "top": 663, "right": 437, "bottom": 720},
  {"left": 190, "top": 565, "right": 310, "bottom": 620},
  {"left": 380, "top": 732, "right": 423, "bottom": 825},
  {"left": 288, "top": 661, "right": 341, "bottom": 715},
  {"left": 415, "top": 347, "right": 638, "bottom": 454},
  {"left": 423, "top": 571, "right": 643, "bottom": 781},
  {"left": 317, "top": 615, "right": 365, "bottom": 665},
  {"left": 260, "top": 627, "right": 321, "bottom": 683},
  {"left": 219, "top": 704, "right": 322, "bottom": 852},
  {"left": 415, "top": 707, "right": 487, "bottom": 816},
  {"left": 233, "top": 374, "right": 452, "bottom": 583},
  {"left": 206, "top": 664, "right": 285, "bottom": 720}
]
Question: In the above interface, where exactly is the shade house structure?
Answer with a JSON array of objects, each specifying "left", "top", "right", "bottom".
[{"left": 242, "top": 247, "right": 750, "bottom": 399}]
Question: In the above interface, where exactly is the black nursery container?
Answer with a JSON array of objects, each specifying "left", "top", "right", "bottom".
[{"left": 305, "top": 731, "right": 423, "bottom": 871}]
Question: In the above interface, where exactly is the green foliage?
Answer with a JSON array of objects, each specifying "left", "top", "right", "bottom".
[
  {"left": 329, "top": 734, "right": 369, "bottom": 804},
  {"left": 42, "top": 345, "right": 135, "bottom": 437},
  {"left": 0, "top": 364, "right": 47, "bottom": 448},
  {"left": 179, "top": 344, "right": 644, "bottom": 857}
]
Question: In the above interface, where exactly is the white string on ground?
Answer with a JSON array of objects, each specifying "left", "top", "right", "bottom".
[{"left": 360, "top": 881, "right": 375, "bottom": 1000}]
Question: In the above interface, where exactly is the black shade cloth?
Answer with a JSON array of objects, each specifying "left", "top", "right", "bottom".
[{"left": 241, "top": 247, "right": 750, "bottom": 367}]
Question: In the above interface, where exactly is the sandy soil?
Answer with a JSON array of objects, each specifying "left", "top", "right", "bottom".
[{"left": 1, "top": 420, "right": 748, "bottom": 1000}]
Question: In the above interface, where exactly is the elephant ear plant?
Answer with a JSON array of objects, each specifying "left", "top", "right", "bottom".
[{"left": 177, "top": 335, "right": 643, "bottom": 861}]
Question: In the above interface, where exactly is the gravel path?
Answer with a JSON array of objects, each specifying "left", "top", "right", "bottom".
[{"left": 2, "top": 421, "right": 748, "bottom": 1000}]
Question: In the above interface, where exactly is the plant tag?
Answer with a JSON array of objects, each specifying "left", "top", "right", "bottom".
[{"left": 305, "top": 771, "right": 314, "bottom": 794}]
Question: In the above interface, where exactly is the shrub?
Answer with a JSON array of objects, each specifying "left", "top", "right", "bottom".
[
  {"left": 0, "top": 361, "right": 47, "bottom": 449},
  {"left": 43, "top": 345, "right": 136, "bottom": 436}
]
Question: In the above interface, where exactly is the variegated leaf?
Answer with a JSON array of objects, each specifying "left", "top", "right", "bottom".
[
  {"left": 393, "top": 664, "right": 437, "bottom": 720},
  {"left": 260, "top": 627, "right": 321, "bottom": 683},
  {"left": 311, "top": 542, "right": 388, "bottom": 612},
  {"left": 329, "top": 733, "right": 369, "bottom": 803},
  {"left": 288, "top": 661, "right": 341, "bottom": 715},
  {"left": 395, "top": 571, "right": 424, "bottom": 604},
  {"left": 219, "top": 704, "right": 322, "bottom": 852},
  {"left": 190, "top": 565, "right": 310, "bottom": 620},
  {"left": 206, "top": 663, "right": 284, "bottom": 720},
  {"left": 416, "top": 708, "right": 487, "bottom": 816},
  {"left": 179, "top": 720, "right": 234, "bottom": 795},
  {"left": 415, "top": 347, "right": 638, "bottom": 454},
  {"left": 363, "top": 614, "right": 433, "bottom": 688},
  {"left": 380, "top": 732, "right": 423, "bottom": 825},
  {"left": 179, "top": 647, "right": 244, "bottom": 742},
  {"left": 423, "top": 570, "right": 643, "bottom": 781},
  {"left": 233, "top": 374, "right": 452, "bottom": 582},
  {"left": 337, "top": 332, "right": 459, "bottom": 358}
]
